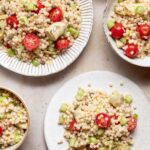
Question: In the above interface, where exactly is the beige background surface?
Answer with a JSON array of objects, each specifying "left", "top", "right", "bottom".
[{"left": 0, "top": 0, "right": 150, "bottom": 150}]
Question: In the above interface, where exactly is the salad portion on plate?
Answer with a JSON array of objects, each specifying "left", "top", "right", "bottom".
[
  {"left": 104, "top": 0, "right": 150, "bottom": 67},
  {"left": 58, "top": 88, "right": 138, "bottom": 150},
  {"left": 107, "top": 0, "right": 150, "bottom": 59},
  {"left": 0, "top": 0, "right": 81, "bottom": 67},
  {"left": 44, "top": 71, "right": 150, "bottom": 150}
]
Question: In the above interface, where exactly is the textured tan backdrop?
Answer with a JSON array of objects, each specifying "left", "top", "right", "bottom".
[{"left": 0, "top": 0, "right": 150, "bottom": 149}]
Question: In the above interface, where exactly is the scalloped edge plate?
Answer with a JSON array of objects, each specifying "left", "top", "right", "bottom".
[{"left": 0, "top": 0, "right": 93, "bottom": 76}]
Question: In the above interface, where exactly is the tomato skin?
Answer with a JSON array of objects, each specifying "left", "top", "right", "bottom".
[
  {"left": 55, "top": 38, "right": 70, "bottom": 52},
  {"left": 69, "top": 119, "right": 77, "bottom": 131},
  {"left": 49, "top": 7, "right": 63, "bottom": 22},
  {"left": 33, "top": 0, "right": 45, "bottom": 14},
  {"left": 6, "top": 15, "right": 19, "bottom": 29},
  {"left": 23, "top": 33, "right": 40, "bottom": 52},
  {"left": 0, "top": 127, "right": 3, "bottom": 136},
  {"left": 111, "top": 23, "right": 125, "bottom": 39},
  {"left": 4, "top": 43, "right": 12, "bottom": 49},
  {"left": 95, "top": 113, "right": 111, "bottom": 129},
  {"left": 137, "top": 24, "right": 150, "bottom": 40},
  {"left": 128, "top": 117, "right": 137, "bottom": 132},
  {"left": 124, "top": 43, "right": 139, "bottom": 58}
]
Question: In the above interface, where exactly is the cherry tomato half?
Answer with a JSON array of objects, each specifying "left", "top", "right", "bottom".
[
  {"left": 23, "top": 33, "right": 40, "bottom": 52},
  {"left": 124, "top": 43, "right": 139, "bottom": 58},
  {"left": 111, "top": 23, "right": 125, "bottom": 39},
  {"left": 55, "top": 38, "right": 70, "bottom": 52},
  {"left": 0, "top": 127, "right": 3, "bottom": 136},
  {"left": 137, "top": 24, "right": 150, "bottom": 40},
  {"left": 33, "top": 0, "right": 45, "bottom": 14},
  {"left": 128, "top": 117, "right": 137, "bottom": 132},
  {"left": 95, "top": 113, "right": 111, "bottom": 129},
  {"left": 69, "top": 119, "right": 77, "bottom": 131},
  {"left": 49, "top": 7, "right": 63, "bottom": 22},
  {"left": 6, "top": 15, "right": 19, "bottom": 29}
]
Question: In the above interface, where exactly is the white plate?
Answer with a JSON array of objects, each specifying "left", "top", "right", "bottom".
[
  {"left": 44, "top": 71, "right": 150, "bottom": 150},
  {"left": 0, "top": 0, "right": 93, "bottom": 76},
  {"left": 103, "top": 0, "right": 150, "bottom": 67}
]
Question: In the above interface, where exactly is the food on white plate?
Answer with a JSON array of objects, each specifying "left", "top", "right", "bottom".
[
  {"left": 107, "top": 0, "right": 150, "bottom": 59},
  {"left": 58, "top": 88, "right": 138, "bottom": 150},
  {"left": 0, "top": 0, "right": 81, "bottom": 67},
  {"left": 0, "top": 89, "right": 29, "bottom": 149}
]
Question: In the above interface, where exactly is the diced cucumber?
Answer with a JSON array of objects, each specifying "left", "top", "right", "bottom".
[
  {"left": 67, "top": 27, "right": 79, "bottom": 37},
  {"left": 60, "top": 103, "right": 68, "bottom": 112},
  {"left": 107, "top": 19, "right": 115, "bottom": 29},
  {"left": 88, "top": 137, "right": 97, "bottom": 144},
  {"left": 71, "top": 3, "right": 77, "bottom": 9},
  {"left": 98, "top": 147, "right": 108, "bottom": 150},
  {"left": 75, "top": 88, "right": 85, "bottom": 100},
  {"left": 19, "top": 16, "right": 28, "bottom": 25},
  {"left": 14, "top": 131, "right": 21, "bottom": 143},
  {"left": 120, "top": 116, "right": 128, "bottom": 126},
  {"left": 7, "top": 49, "right": 16, "bottom": 57},
  {"left": 120, "top": 37, "right": 127, "bottom": 44},
  {"left": 124, "top": 95, "right": 133, "bottom": 104},
  {"left": 58, "top": 115, "right": 65, "bottom": 124},
  {"left": 0, "top": 96, "right": 6, "bottom": 103},
  {"left": 135, "top": 6, "right": 145, "bottom": 15},
  {"left": 0, "top": 114, "right": 4, "bottom": 119},
  {"left": 133, "top": 113, "right": 138, "bottom": 119},
  {"left": 97, "top": 129, "right": 105, "bottom": 136},
  {"left": 32, "top": 60, "right": 40, "bottom": 67},
  {"left": 68, "top": 138, "right": 76, "bottom": 147},
  {"left": 26, "top": 3, "right": 36, "bottom": 11}
]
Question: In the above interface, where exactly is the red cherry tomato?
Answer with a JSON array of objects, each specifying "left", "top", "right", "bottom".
[
  {"left": 33, "top": 0, "right": 45, "bottom": 14},
  {"left": 0, "top": 127, "right": 3, "bottom": 136},
  {"left": 55, "top": 38, "right": 70, "bottom": 52},
  {"left": 111, "top": 23, "right": 125, "bottom": 39},
  {"left": 23, "top": 33, "right": 40, "bottom": 52},
  {"left": 69, "top": 119, "right": 77, "bottom": 131},
  {"left": 128, "top": 117, "right": 137, "bottom": 132},
  {"left": 137, "top": 24, "right": 150, "bottom": 40},
  {"left": 49, "top": 7, "right": 63, "bottom": 22},
  {"left": 124, "top": 43, "right": 139, "bottom": 58},
  {"left": 6, "top": 15, "right": 19, "bottom": 29},
  {"left": 95, "top": 113, "right": 111, "bottom": 129}
]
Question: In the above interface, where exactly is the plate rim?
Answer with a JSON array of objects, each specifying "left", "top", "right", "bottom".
[{"left": 44, "top": 70, "right": 149, "bottom": 150}]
